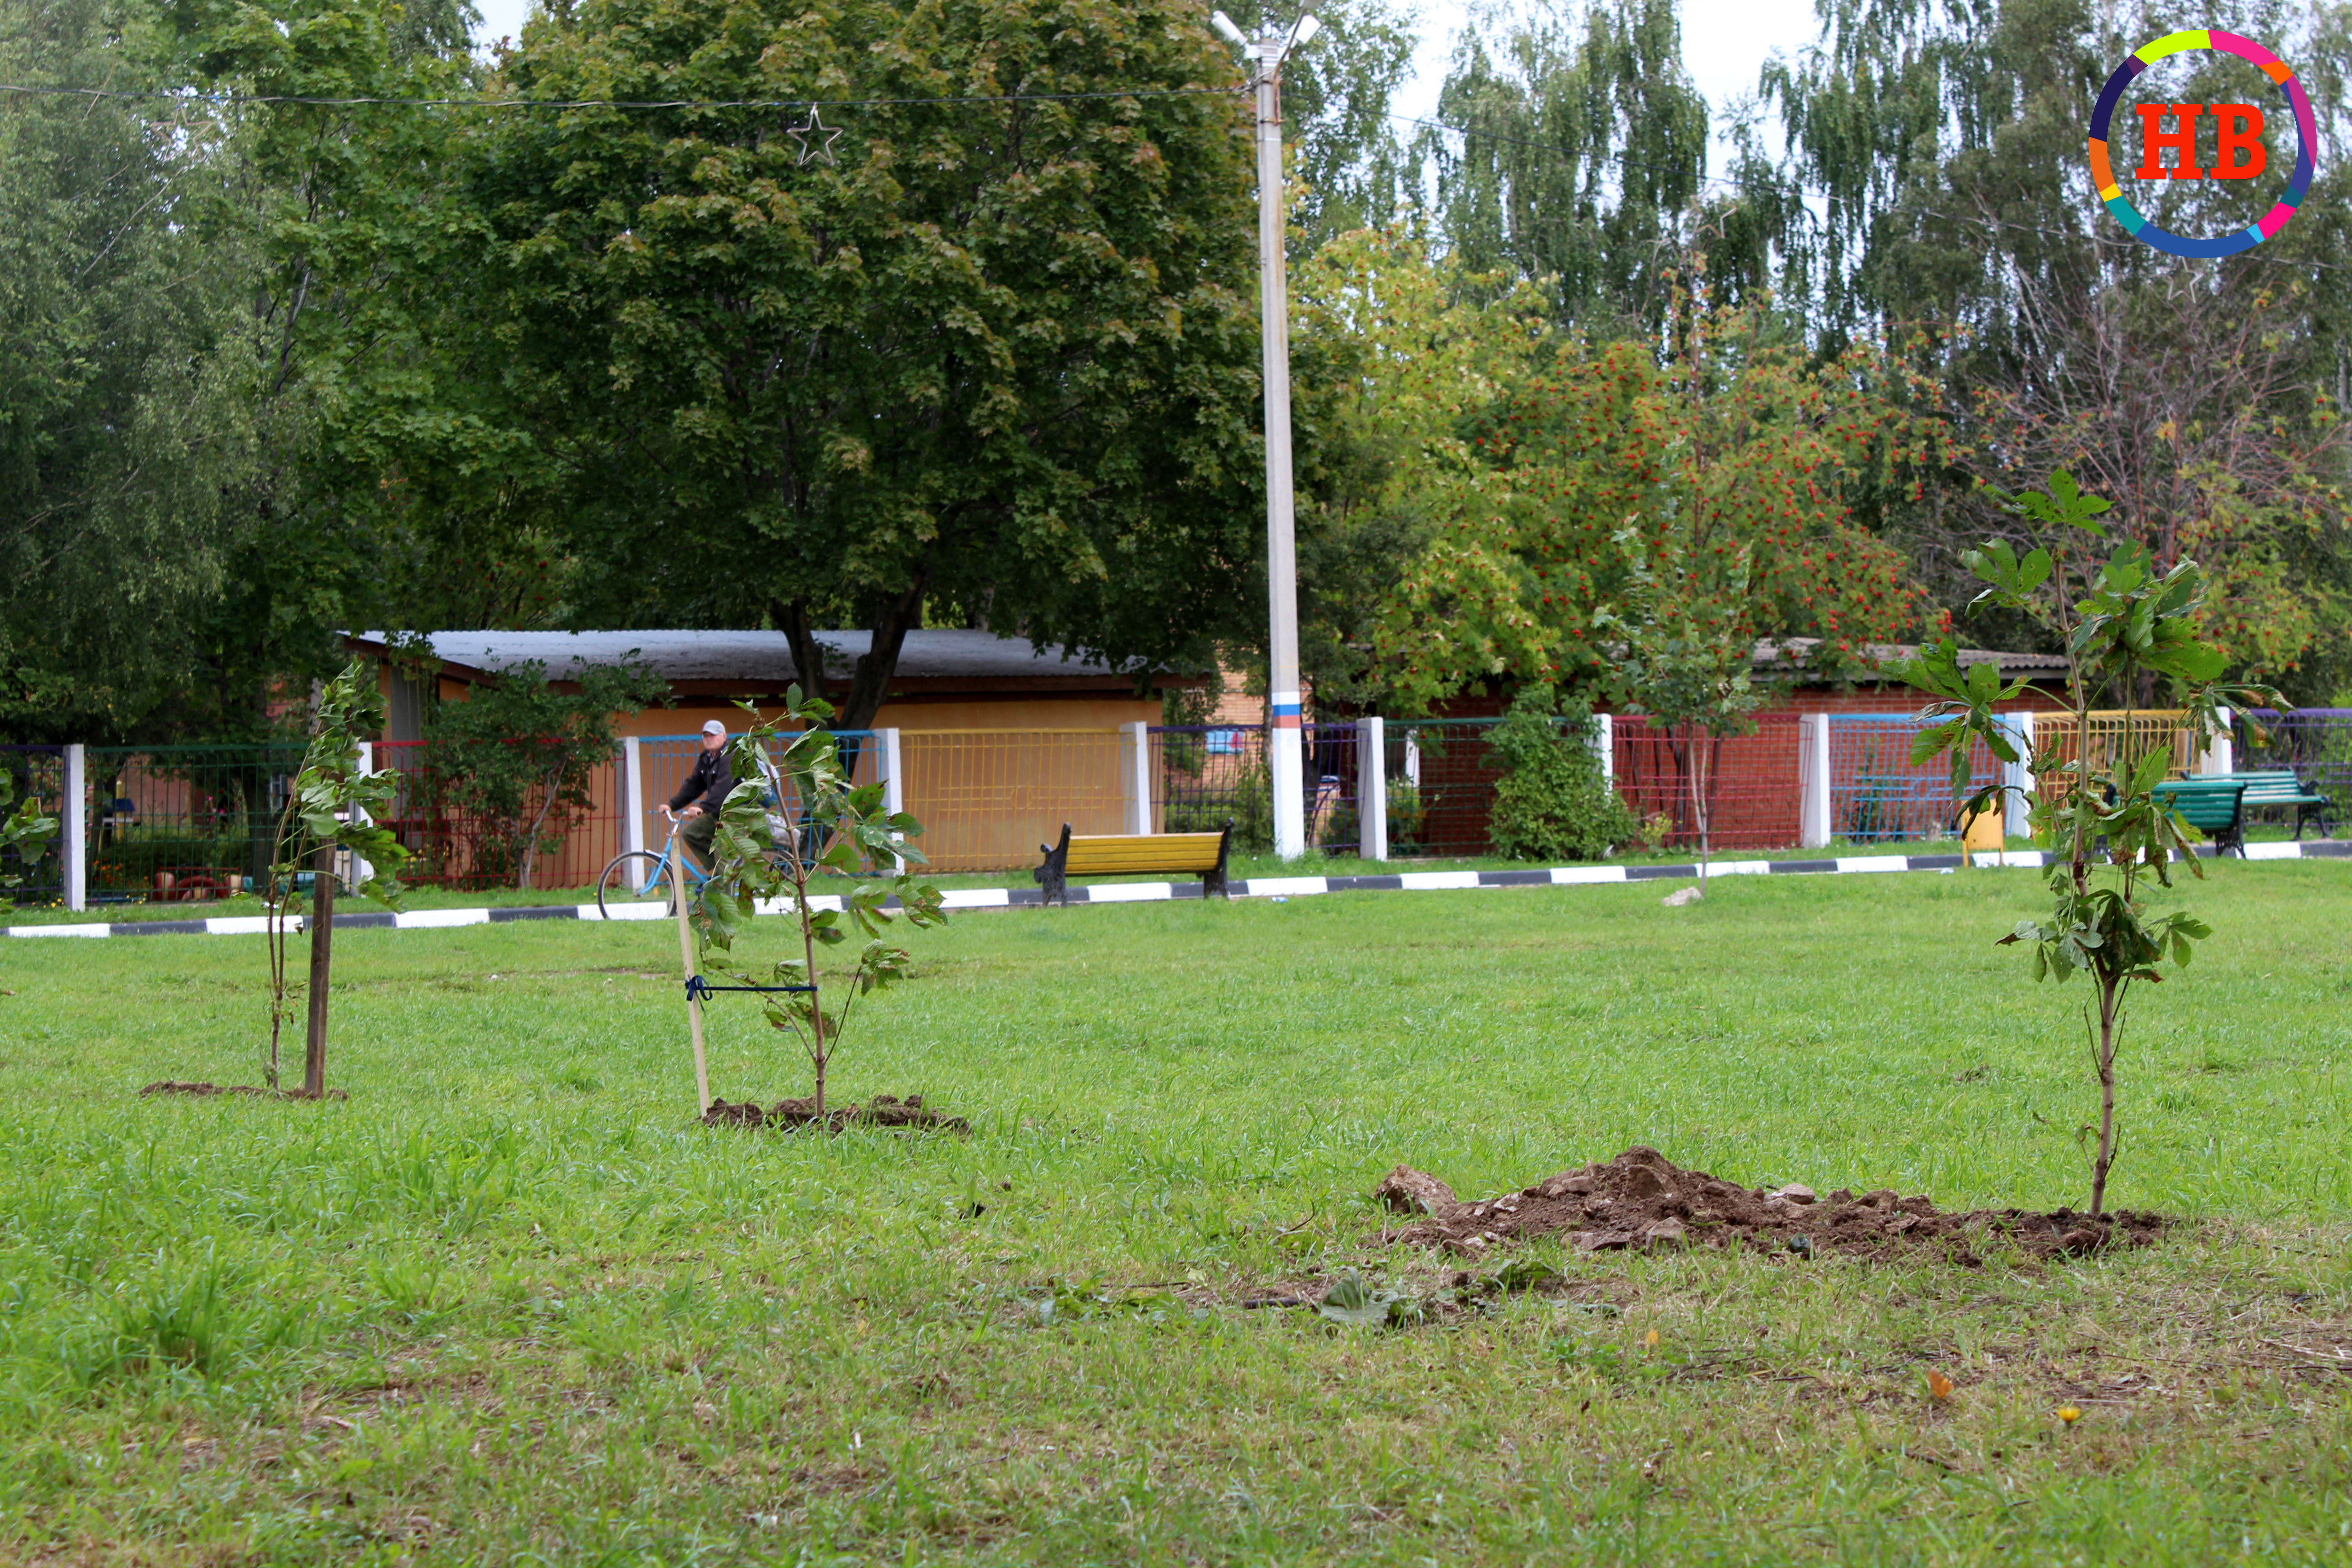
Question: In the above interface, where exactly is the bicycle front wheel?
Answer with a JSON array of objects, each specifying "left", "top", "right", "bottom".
[{"left": 595, "top": 851, "right": 678, "bottom": 919}]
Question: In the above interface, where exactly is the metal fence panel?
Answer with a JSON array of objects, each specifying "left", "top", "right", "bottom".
[
  {"left": 81, "top": 745, "right": 306, "bottom": 902},
  {"left": 1825, "top": 715, "right": 2006, "bottom": 844},
  {"left": 1151, "top": 723, "right": 1363, "bottom": 857},
  {"left": 1609, "top": 714, "right": 1806, "bottom": 851},
  {"left": 900, "top": 729, "right": 1127, "bottom": 872},
  {"left": 2029, "top": 711, "right": 2192, "bottom": 803},
  {"left": 376, "top": 740, "right": 622, "bottom": 891},
  {"left": 2240, "top": 708, "right": 2351, "bottom": 828},
  {"left": 630, "top": 731, "right": 879, "bottom": 865},
  {"left": 1378, "top": 720, "right": 1503, "bottom": 857}
]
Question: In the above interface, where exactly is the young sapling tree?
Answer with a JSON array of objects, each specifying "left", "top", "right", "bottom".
[
  {"left": 691, "top": 689, "right": 946, "bottom": 1117},
  {"left": 264, "top": 662, "right": 411, "bottom": 1095},
  {"left": 1902, "top": 472, "right": 2281, "bottom": 1217},
  {"left": 1597, "top": 524, "right": 1762, "bottom": 888}
]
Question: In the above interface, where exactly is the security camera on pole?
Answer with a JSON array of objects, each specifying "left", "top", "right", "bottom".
[{"left": 1213, "top": 7, "right": 1320, "bottom": 860}]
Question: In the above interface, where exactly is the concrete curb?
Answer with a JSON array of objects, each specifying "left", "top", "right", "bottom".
[{"left": 9, "top": 840, "right": 2345, "bottom": 940}]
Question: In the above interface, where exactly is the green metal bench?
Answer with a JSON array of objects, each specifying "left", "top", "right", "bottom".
[
  {"left": 2231, "top": 769, "right": 2334, "bottom": 841},
  {"left": 2149, "top": 777, "right": 2249, "bottom": 858}
]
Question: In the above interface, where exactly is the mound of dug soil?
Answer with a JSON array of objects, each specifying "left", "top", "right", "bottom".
[
  {"left": 1378, "top": 1146, "right": 2161, "bottom": 1263},
  {"left": 140, "top": 1081, "right": 349, "bottom": 1101},
  {"left": 701, "top": 1093, "right": 968, "bottom": 1133}
]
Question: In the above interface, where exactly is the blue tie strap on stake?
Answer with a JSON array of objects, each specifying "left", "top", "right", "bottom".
[{"left": 685, "top": 974, "right": 817, "bottom": 1002}]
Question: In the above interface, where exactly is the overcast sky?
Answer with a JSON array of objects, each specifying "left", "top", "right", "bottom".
[{"left": 466, "top": 0, "right": 1826, "bottom": 176}]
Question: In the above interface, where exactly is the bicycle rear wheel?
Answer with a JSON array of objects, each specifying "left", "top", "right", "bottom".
[{"left": 595, "top": 851, "right": 678, "bottom": 919}]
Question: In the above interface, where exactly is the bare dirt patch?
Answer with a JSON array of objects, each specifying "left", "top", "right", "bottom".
[
  {"left": 1379, "top": 1146, "right": 2161, "bottom": 1263},
  {"left": 140, "top": 1080, "right": 349, "bottom": 1101},
  {"left": 701, "top": 1093, "right": 968, "bottom": 1133}
]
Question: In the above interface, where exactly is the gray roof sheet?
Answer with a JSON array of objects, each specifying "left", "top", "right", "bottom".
[
  {"left": 1751, "top": 637, "right": 2068, "bottom": 674},
  {"left": 351, "top": 628, "right": 1142, "bottom": 684}
]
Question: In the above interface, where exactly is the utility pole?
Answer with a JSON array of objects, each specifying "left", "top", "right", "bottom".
[{"left": 1217, "top": 8, "right": 1320, "bottom": 860}]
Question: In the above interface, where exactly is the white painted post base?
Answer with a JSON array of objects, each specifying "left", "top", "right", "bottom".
[
  {"left": 2001, "top": 712, "right": 2037, "bottom": 831},
  {"left": 1120, "top": 721, "right": 1151, "bottom": 837},
  {"left": 878, "top": 728, "right": 905, "bottom": 870},
  {"left": 350, "top": 741, "right": 375, "bottom": 889},
  {"left": 622, "top": 737, "right": 646, "bottom": 858},
  {"left": 64, "top": 743, "right": 86, "bottom": 911},
  {"left": 2196, "top": 707, "right": 2234, "bottom": 776},
  {"left": 1798, "top": 714, "right": 1831, "bottom": 849},
  {"left": 1358, "top": 716, "right": 1387, "bottom": 861}
]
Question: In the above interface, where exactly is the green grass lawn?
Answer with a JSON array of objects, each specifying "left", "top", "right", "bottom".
[{"left": 1, "top": 865, "right": 2348, "bottom": 1563}]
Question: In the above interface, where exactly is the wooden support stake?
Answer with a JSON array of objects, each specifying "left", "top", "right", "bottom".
[
  {"left": 304, "top": 841, "right": 336, "bottom": 1098},
  {"left": 669, "top": 824, "right": 710, "bottom": 1116}
]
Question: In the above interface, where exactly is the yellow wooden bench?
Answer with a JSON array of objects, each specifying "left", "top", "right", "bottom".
[{"left": 1033, "top": 819, "right": 1234, "bottom": 905}]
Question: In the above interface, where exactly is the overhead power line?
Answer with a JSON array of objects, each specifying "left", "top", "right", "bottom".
[{"left": 0, "top": 81, "right": 1242, "bottom": 110}]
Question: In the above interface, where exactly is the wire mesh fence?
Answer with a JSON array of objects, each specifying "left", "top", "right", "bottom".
[
  {"left": 0, "top": 745, "right": 67, "bottom": 903},
  {"left": 1824, "top": 715, "right": 2008, "bottom": 844},
  {"left": 628, "top": 731, "right": 881, "bottom": 867},
  {"left": 2026, "top": 711, "right": 2193, "bottom": 804},
  {"left": 82, "top": 745, "right": 306, "bottom": 902},
  {"left": 1378, "top": 720, "right": 1501, "bottom": 857},
  {"left": 1152, "top": 723, "right": 1365, "bottom": 856},
  {"left": 35, "top": 703, "right": 2333, "bottom": 907},
  {"left": 376, "top": 739, "right": 622, "bottom": 892},
  {"left": 900, "top": 729, "right": 1129, "bottom": 872},
  {"left": 1608, "top": 714, "right": 1810, "bottom": 851},
  {"left": 2239, "top": 708, "right": 2351, "bottom": 831}
]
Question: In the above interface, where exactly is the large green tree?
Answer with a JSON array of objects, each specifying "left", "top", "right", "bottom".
[
  {"left": 1756, "top": 0, "right": 2352, "bottom": 693},
  {"left": 0, "top": 0, "right": 252, "bottom": 739},
  {"left": 406, "top": 0, "right": 1269, "bottom": 730},
  {"left": 0, "top": 0, "right": 492, "bottom": 743},
  {"left": 1421, "top": 0, "right": 1711, "bottom": 335}
]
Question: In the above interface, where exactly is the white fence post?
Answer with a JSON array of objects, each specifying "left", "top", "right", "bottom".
[
  {"left": 348, "top": 741, "right": 374, "bottom": 890},
  {"left": 2001, "top": 712, "right": 2036, "bottom": 830},
  {"left": 1121, "top": 721, "right": 1151, "bottom": 837},
  {"left": 877, "top": 728, "right": 905, "bottom": 870},
  {"left": 2196, "top": 706, "right": 2233, "bottom": 776},
  {"left": 879, "top": 728, "right": 905, "bottom": 817},
  {"left": 1592, "top": 712, "right": 1615, "bottom": 788},
  {"left": 64, "top": 743, "right": 86, "bottom": 912},
  {"left": 1358, "top": 716, "right": 1387, "bottom": 861},
  {"left": 1798, "top": 714, "right": 1832, "bottom": 849},
  {"left": 621, "top": 737, "right": 646, "bottom": 858}
]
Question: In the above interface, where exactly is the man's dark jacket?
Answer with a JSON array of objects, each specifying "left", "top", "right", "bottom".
[{"left": 669, "top": 748, "right": 735, "bottom": 815}]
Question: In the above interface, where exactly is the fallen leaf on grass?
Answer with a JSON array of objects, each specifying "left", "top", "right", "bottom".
[{"left": 1318, "top": 1269, "right": 1421, "bottom": 1328}]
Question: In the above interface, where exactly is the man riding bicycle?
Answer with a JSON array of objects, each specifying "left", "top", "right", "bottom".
[{"left": 662, "top": 719, "right": 735, "bottom": 872}]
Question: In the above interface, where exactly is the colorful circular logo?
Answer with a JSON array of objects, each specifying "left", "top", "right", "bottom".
[{"left": 2087, "top": 30, "right": 2316, "bottom": 258}]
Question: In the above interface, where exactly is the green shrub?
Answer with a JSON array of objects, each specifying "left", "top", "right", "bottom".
[
  {"left": 1167, "top": 753, "right": 1272, "bottom": 852},
  {"left": 1387, "top": 776, "right": 1427, "bottom": 853},
  {"left": 1485, "top": 688, "right": 1637, "bottom": 862}
]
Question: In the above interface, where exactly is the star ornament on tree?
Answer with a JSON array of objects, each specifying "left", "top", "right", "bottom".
[{"left": 786, "top": 107, "right": 843, "bottom": 167}]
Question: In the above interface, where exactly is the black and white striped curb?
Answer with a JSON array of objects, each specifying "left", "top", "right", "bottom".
[{"left": 9, "top": 840, "right": 2344, "bottom": 940}]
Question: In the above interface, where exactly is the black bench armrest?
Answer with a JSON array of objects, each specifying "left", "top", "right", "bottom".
[{"left": 1033, "top": 823, "right": 1073, "bottom": 905}]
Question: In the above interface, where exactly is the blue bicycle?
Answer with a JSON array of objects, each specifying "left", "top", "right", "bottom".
[
  {"left": 594, "top": 827, "right": 709, "bottom": 917},
  {"left": 595, "top": 765, "right": 808, "bottom": 918}
]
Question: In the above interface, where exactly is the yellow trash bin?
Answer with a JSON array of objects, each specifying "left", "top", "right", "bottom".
[{"left": 1960, "top": 804, "right": 2004, "bottom": 861}]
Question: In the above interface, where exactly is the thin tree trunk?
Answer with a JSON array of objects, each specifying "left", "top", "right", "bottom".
[
  {"left": 515, "top": 761, "right": 567, "bottom": 890},
  {"left": 303, "top": 842, "right": 335, "bottom": 1097},
  {"left": 2089, "top": 980, "right": 2120, "bottom": 1217}
]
